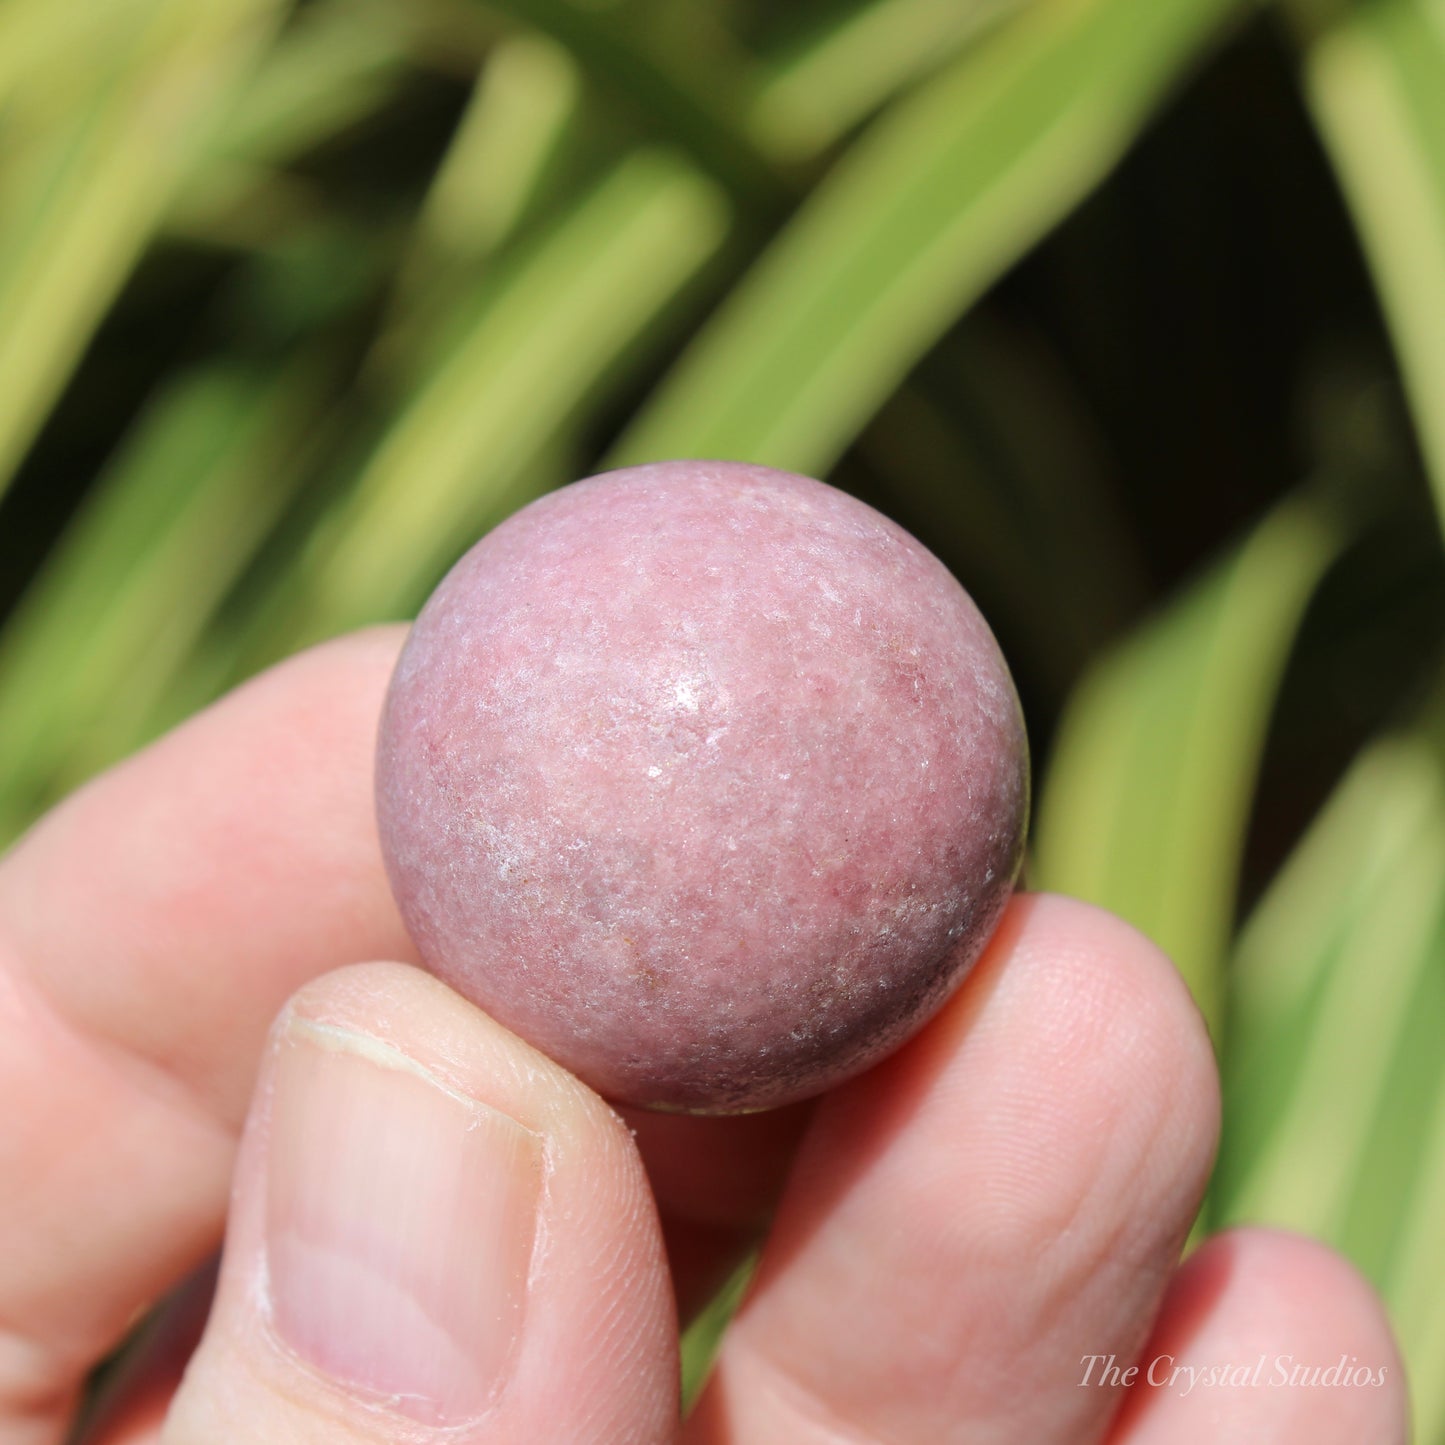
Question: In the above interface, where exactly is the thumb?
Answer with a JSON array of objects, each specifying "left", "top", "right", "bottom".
[{"left": 162, "top": 963, "right": 678, "bottom": 1444}]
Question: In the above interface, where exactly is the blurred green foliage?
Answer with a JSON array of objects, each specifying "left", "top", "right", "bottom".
[{"left": 2, "top": 0, "right": 1443, "bottom": 1431}]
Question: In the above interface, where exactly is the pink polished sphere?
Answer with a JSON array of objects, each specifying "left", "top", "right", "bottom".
[{"left": 376, "top": 461, "right": 1028, "bottom": 1112}]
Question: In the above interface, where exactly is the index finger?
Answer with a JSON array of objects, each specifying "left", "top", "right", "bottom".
[{"left": 0, "top": 627, "right": 415, "bottom": 1442}]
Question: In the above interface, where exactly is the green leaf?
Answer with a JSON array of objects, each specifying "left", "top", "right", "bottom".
[
  {"left": 162, "top": 0, "right": 416, "bottom": 246},
  {"left": 408, "top": 28, "right": 581, "bottom": 265},
  {"left": 608, "top": 0, "right": 1246, "bottom": 477},
  {"left": 1212, "top": 740, "right": 1438, "bottom": 1203},
  {"left": 0, "top": 362, "right": 325, "bottom": 841},
  {"left": 747, "top": 0, "right": 1025, "bottom": 160},
  {"left": 477, "top": 0, "right": 782, "bottom": 210},
  {"left": 1387, "top": 1054, "right": 1445, "bottom": 1443},
  {"left": 1217, "top": 739, "right": 1444, "bottom": 1234},
  {"left": 278, "top": 147, "right": 731, "bottom": 647},
  {"left": 1032, "top": 499, "right": 1340, "bottom": 1036},
  {"left": 204, "top": 0, "right": 416, "bottom": 168},
  {"left": 680, "top": 1251, "right": 756, "bottom": 1413},
  {"left": 0, "top": 0, "right": 154, "bottom": 113},
  {"left": 1213, "top": 722, "right": 1445, "bottom": 1443},
  {"left": 1292, "top": 0, "right": 1445, "bottom": 537},
  {"left": 0, "top": 0, "right": 287, "bottom": 501},
  {"left": 377, "top": 26, "right": 582, "bottom": 358}
]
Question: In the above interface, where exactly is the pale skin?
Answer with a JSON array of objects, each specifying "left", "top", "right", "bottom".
[{"left": 0, "top": 627, "right": 1410, "bottom": 1444}]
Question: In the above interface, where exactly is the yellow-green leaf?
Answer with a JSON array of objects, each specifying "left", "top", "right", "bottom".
[{"left": 1033, "top": 499, "right": 1340, "bottom": 1035}]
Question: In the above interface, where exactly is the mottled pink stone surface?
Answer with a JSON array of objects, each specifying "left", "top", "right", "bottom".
[{"left": 376, "top": 462, "right": 1028, "bottom": 1112}]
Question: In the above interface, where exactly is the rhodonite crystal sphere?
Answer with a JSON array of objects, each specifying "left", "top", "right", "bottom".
[{"left": 376, "top": 461, "right": 1028, "bottom": 1112}]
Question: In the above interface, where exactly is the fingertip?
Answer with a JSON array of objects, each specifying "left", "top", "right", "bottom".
[
  {"left": 1010, "top": 891, "right": 1222, "bottom": 1159},
  {"left": 1112, "top": 1227, "right": 1409, "bottom": 1444},
  {"left": 815, "top": 890, "right": 1222, "bottom": 1232},
  {"left": 1163, "top": 1226, "right": 1402, "bottom": 1349}
]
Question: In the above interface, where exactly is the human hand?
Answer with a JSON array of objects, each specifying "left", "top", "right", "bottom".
[{"left": 0, "top": 630, "right": 1409, "bottom": 1443}]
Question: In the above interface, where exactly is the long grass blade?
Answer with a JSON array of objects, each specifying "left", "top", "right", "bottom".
[
  {"left": 165, "top": 0, "right": 433, "bottom": 248},
  {"left": 375, "top": 26, "right": 582, "bottom": 364},
  {"left": 205, "top": 0, "right": 415, "bottom": 168},
  {"left": 1212, "top": 739, "right": 1438, "bottom": 1207},
  {"left": 1213, "top": 721, "right": 1445, "bottom": 1443},
  {"left": 1387, "top": 1058, "right": 1445, "bottom": 1443},
  {"left": 409, "top": 28, "right": 580, "bottom": 266},
  {"left": 1221, "top": 760, "right": 1444, "bottom": 1236},
  {"left": 1292, "top": 0, "right": 1445, "bottom": 536},
  {"left": 1032, "top": 499, "right": 1339, "bottom": 1036},
  {"left": 0, "top": 362, "right": 326, "bottom": 841},
  {"left": 479, "top": 0, "right": 780, "bottom": 209},
  {"left": 0, "top": 0, "right": 154, "bottom": 112},
  {"left": 0, "top": 0, "right": 286, "bottom": 501},
  {"left": 277, "top": 148, "right": 730, "bottom": 648},
  {"left": 608, "top": 0, "right": 1246, "bottom": 477},
  {"left": 747, "top": 0, "right": 1025, "bottom": 160}
]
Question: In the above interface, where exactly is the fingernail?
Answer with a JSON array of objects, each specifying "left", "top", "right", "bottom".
[{"left": 263, "top": 1018, "right": 542, "bottom": 1426}]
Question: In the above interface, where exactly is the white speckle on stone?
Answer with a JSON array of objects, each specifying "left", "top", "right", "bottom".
[{"left": 672, "top": 673, "right": 702, "bottom": 712}]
